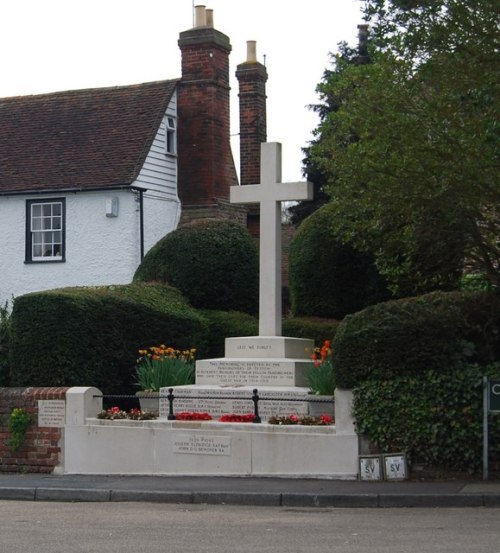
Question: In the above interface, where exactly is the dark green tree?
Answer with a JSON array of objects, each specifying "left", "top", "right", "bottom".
[{"left": 307, "top": 0, "right": 499, "bottom": 293}]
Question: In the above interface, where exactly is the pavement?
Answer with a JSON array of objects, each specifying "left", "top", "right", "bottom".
[{"left": 0, "top": 473, "right": 499, "bottom": 508}]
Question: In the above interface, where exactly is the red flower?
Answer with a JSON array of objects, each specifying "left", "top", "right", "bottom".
[
  {"left": 219, "top": 413, "right": 255, "bottom": 423},
  {"left": 175, "top": 411, "right": 212, "bottom": 421},
  {"left": 320, "top": 414, "right": 333, "bottom": 424}
]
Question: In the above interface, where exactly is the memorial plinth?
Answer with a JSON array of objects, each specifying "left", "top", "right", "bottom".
[{"left": 160, "top": 336, "right": 314, "bottom": 420}]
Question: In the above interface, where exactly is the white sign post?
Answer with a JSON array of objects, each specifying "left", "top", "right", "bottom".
[{"left": 230, "top": 142, "right": 313, "bottom": 336}]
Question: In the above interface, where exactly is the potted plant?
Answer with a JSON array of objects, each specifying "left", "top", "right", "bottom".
[
  {"left": 135, "top": 345, "right": 196, "bottom": 413},
  {"left": 306, "top": 340, "right": 335, "bottom": 417}
]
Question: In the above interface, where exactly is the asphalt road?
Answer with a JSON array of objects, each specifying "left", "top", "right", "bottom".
[{"left": 1, "top": 501, "right": 499, "bottom": 553}]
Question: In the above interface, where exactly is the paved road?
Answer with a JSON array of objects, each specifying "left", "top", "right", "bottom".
[{"left": 1, "top": 501, "right": 499, "bottom": 553}]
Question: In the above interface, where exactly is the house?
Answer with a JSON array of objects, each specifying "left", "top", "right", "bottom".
[{"left": 0, "top": 6, "right": 268, "bottom": 306}]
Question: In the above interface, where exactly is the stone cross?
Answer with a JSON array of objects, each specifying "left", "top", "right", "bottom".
[{"left": 230, "top": 142, "right": 313, "bottom": 336}]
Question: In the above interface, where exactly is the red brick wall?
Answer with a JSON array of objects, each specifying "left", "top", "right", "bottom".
[
  {"left": 0, "top": 387, "right": 68, "bottom": 473},
  {"left": 177, "top": 27, "right": 238, "bottom": 207}
]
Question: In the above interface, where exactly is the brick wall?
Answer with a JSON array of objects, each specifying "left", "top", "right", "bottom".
[{"left": 0, "top": 387, "right": 68, "bottom": 473}]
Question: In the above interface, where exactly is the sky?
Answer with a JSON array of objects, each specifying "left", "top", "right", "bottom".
[{"left": 0, "top": 0, "right": 365, "bottom": 182}]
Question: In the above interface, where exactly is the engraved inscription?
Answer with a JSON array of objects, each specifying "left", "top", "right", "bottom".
[
  {"left": 173, "top": 434, "right": 231, "bottom": 456},
  {"left": 38, "top": 400, "right": 66, "bottom": 428}
]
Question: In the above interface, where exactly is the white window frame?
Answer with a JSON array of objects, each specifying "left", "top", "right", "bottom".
[
  {"left": 26, "top": 198, "right": 66, "bottom": 263},
  {"left": 165, "top": 116, "right": 177, "bottom": 155}
]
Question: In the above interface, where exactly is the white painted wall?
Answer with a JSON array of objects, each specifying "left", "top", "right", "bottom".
[{"left": 0, "top": 96, "right": 181, "bottom": 306}]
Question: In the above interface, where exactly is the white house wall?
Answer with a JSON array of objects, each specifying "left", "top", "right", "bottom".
[{"left": 0, "top": 191, "right": 135, "bottom": 305}]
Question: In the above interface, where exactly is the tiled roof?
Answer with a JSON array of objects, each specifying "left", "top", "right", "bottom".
[{"left": 0, "top": 79, "right": 178, "bottom": 194}]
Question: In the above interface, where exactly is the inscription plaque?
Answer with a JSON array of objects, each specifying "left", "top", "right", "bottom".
[
  {"left": 38, "top": 400, "right": 66, "bottom": 428},
  {"left": 196, "top": 359, "right": 309, "bottom": 387}
]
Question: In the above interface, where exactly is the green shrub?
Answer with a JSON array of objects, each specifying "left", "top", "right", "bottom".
[
  {"left": 198, "top": 310, "right": 258, "bottom": 359},
  {"left": 333, "top": 290, "right": 500, "bottom": 389},
  {"left": 288, "top": 203, "right": 390, "bottom": 319},
  {"left": 134, "top": 219, "right": 259, "bottom": 314},
  {"left": 7, "top": 407, "right": 33, "bottom": 452},
  {"left": 9, "top": 283, "right": 208, "bottom": 394},
  {"left": 0, "top": 301, "right": 11, "bottom": 386},
  {"left": 282, "top": 316, "right": 340, "bottom": 347},
  {"left": 353, "top": 363, "right": 500, "bottom": 474}
]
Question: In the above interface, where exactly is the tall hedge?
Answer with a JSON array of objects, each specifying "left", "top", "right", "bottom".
[
  {"left": 333, "top": 290, "right": 500, "bottom": 389},
  {"left": 288, "top": 203, "right": 390, "bottom": 320},
  {"left": 134, "top": 219, "right": 258, "bottom": 314},
  {"left": 9, "top": 283, "right": 208, "bottom": 394}
]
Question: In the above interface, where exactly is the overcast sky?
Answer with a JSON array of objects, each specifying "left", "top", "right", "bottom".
[{"left": 0, "top": 0, "right": 364, "bottom": 182}]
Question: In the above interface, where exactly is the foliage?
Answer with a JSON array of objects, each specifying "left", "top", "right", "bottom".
[
  {"left": 460, "top": 273, "right": 498, "bottom": 292},
  {"left": 333, "top": 290, "right": 500, "bottom": 389},
  {"left": 289, "top": 203, "right": 391, "bottom": 319},
  {"left": 306, "top": 0, "right": 499, "bottom": 293},
  {"left": 199, "top": 310, "right": 258, "bottom": 359},
  {"left": 353, "top": 363, "right": 500, "bottom": 473},
  {"left": 0, "top": 301, "right": 11, "bottom": 386},
  {"left": 282, "top": 316, "right": 340, "bottom": 347},
  {"left": 268, "top": 414, "right": 334, "bottom": 426},
  {"left": 135, "top": 345, "right": 196, "bottom": 391},
  {"left": 7, "top": 407, "right": 33, "bottom": 452},
  {"left": 307, "top": 340, "right": 336, "bottom": 395},
  {"left": 9, "top": 283, "right": 208, "bottom": 394},
  {"left": 134, "top": 219, "right": 259, "bottom": 314}
]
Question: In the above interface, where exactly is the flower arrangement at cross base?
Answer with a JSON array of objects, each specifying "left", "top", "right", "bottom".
[
  {"left": 135, "top": 345, "right": 196, "bottom": 392},
  {"left": 307, "top": 340, "right": 336, "bottom": 396},
  {"left": 97, "top": 407, "right": 158, "bottom": 420},
  {"left": 268, "top": 413, "right": 334, "bottom": 426}
]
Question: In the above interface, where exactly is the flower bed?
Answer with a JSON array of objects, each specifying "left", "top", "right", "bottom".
[
  {"left": 97, "top": 407, "right": 158, "bottom": 420},
  {"left": 268, "top": 413, "right": 333, "bottom": 426}
]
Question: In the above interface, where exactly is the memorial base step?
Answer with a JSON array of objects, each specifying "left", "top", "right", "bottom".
[{"left": 160, "top": 385, "right": 310, "bottom": 420}]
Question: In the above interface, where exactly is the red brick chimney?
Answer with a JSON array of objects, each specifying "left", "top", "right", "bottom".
[
  {"left": 177, "top": 6, "right": 239, "bottom": 220},
  {"left": 236, "top": 40, "right": 268, "bottom": 186},
  {"left": 236, "top": 40, "right": 268, "bottom": 237}
]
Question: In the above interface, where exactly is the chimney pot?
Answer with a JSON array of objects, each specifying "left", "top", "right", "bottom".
[
  {"left": 194, "top": 5, "right": 206, "bottom": 27},
  {"left": 206, "top": 9, "right": 214, "bottom": 28},
  {"left": 246, "top": 40, "right": 257, "bottom": 63}
]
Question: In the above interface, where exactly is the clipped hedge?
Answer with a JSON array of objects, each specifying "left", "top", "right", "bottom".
[
  {"left": 134, "top": 219, "right": 258, "bottom": 314},
  {"left": 9, "top": 283, "right": 208, "bottom": 394},
  {"left": 353, "top": 363, "right": 500, "bottom": 473},
  {"left": 199, "top": 310, "right": 258, "bottom": 359},
  {"left": 0, "top": 302, "right": 11, "bottom": 386},
  {"left": 282, "top": 317, "right": 340, "bottom": 347},
  {"left": 288, "top": 203, "right": 390, "bottom": 319},
  {"left": 333, "top": 290, "right": 500, "bottom": 389}
]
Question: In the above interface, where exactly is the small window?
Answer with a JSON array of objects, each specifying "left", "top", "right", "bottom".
[
  {"left": 165, "top": 116, "right": 176, "bottom": 155},
  {"left": 26, "top": 199, "right": 66, "bottom": 262}
]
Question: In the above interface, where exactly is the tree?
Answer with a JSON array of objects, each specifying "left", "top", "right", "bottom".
[
  {"left": 308, "top": 0, "right": 499, "bottom": 293},
  {"left": 289, "top": 27, "right": 370, "bottom": 226}
]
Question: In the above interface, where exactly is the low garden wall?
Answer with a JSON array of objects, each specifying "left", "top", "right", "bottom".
[
  {"left": 0, "top": 386, "right": 359, "bottom": 478},
  {"left": 0, "top": 387, "right": 68, "bottom": 473}
]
